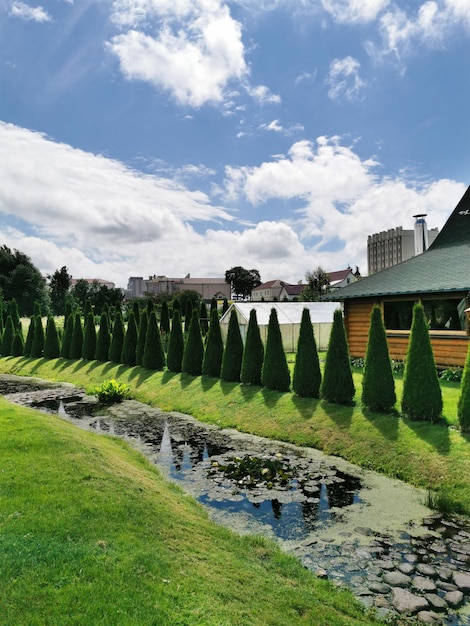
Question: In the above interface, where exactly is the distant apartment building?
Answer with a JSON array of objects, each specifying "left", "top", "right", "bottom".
[
  {"left": 126, "top": 275, "right": 230, "bottom": 301},
  {"left": 367, "top": 215, "right": 439, "bottom": 275}
]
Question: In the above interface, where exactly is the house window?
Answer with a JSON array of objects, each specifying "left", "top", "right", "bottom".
[{"left": 384, "top": 298, "right": 466, "bottom": 331}]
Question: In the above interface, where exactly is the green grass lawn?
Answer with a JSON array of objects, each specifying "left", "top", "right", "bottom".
[{"left": 0, "top": 394, "right": 378, "bottom": 625}]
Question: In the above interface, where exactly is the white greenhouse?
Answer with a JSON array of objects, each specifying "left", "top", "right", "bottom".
[{"left": 219, "top": 301, "right": 340, "bottom": 352}]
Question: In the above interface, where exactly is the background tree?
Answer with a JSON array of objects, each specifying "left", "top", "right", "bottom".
[
  {"left": 108, "top": 312, "right": 124, "bottom": 363},
  {"left": 167, "top": 310, "right": 184, "bottom": 373},
  {"left": 221, "top": 309, "right": 244, "bottom": 382},
  {"left": 401, "top": 303, "right": 442, "bottom": 422},
  {"left": 300, "top": 267, "right": 330, "bottom": 302},
  {"left": 457, "top": 340, "right": 470, "bottom": 431},
  {"left": 261, "top": 308, "right": 290, "bottom": 392},
  {"left": 361, "top": 305, "right": 396, "bottom": 412},
  {"left": 160, "top": 301, "right": 170, "bottom": 334},
  {"left": 241, "top": 309, "right": 264, "bottom": 386},
  {"left": 0, "top": 245, "right": 48, "bottom": 315},
  {"left": 60, "top": 314, "right": 74, "bottom": 359},
  {"left": 48, "top": 266, "right": 71, "bottom": 316},
  {"left": 44, "top": 316, "right": 61, "bottom": 359},
  {"left": 143, "top": 311, "right": 165, "bottom": 370},
  {"left": 132, "top": 300, "right": 141, "bottom": 328},
  {"left": 320, "top": 309, "right": 355, "bottom": 405},
  {"left": 136, "top": 310, "right": 148, "bottom": 366},
  {"left": 292, "top": 308, "right": 321, "bottom": 398},
  {"left": 24, "top": 316, "right": 35, "bottom": 357},
  {"left": 202, "top": 308, "right": 224, "bottom": 378},
  {"left": 225, "top": 266, "right": 261, "bottom": 300},
  {"left": 69, "top": 313, "right": 84, "bottom": 360},
  {"left": 11, "top": 329, "right": 24, "bottom": 357},
  {"left": 30, "top": 315, "right": 45, "bottom": 358},
  {"left": 210, "top": 297, "right": 218, "bottom": 314},
  {"left": 1, "top": 316, "right": 15, "bottom": 356},
  {"left": 121, "top": 311, "right": 138, "bottom": 366},
  {"left": 222, "top": 298, "right": 229, "bottom": 315},
  {"left": 95, "top": 313, "right": 111, "bottom": 362},
  {"left": 184, "top": 300, "right": 193, "bottom": 334},
  {"left": 8, "top": 299, "right": 21, "bottom": 331},
  {"left": 182, "top": 310, "right": 204, "bottom": 376},
  {"left": 82, "top": 312, "right": 97, "bottom": 360},
  {"left": 199, "top": 301, "right": 209, "bottom": 336}
]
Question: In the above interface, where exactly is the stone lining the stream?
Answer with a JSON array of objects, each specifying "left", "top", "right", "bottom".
[{"left": 2, "top": 375, "right": 470, "bottom": 625}]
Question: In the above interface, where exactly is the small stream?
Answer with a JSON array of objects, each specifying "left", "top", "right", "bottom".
[{"left": 2, "top": 375, "right": 470, "bottom": 625}]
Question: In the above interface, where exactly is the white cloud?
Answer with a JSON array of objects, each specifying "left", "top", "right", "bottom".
[
  {"left": 10, "top": 1, "right": 52, "bottom": 22},
  {"left": 321, "top": 0, "right": 390, "bottom": 23},
  {"left": 326, "top": 56, "right": 366, "bottom": 100}
]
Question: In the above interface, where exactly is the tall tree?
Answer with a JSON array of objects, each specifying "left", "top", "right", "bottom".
[
  {"left": 69, "top": 313, "right": 84, "bottom": 360},
  {"left": 293, "top": 308, "right": 321, "bottom": 398},
  {"left": 401, "top": 303, "right": 442, "bottom": 422},
  {"left": 301, "top": 267, "right": 331, "bottom": 301},
  {"left": 261, "top": 308, "right": 290, "bottom": 392},
  {"left": 225, "top": 266, "right": 261, "bottom": 300},
  {"left": 48, "top": 266, "right": 72, "bottom": 316},
  {"left": 44, "top": 316, "right": 61, "bottom": 359},
  {"left": 108, "top": 311, "right": 124, "bottom": 363},
  {"left": 221, "top": 309, "right": 244, "bottom": 383},
  {"left": 82, "top": 312, "right": 97, "bottom": 360},
  {"left": 167, "top": 309, "right": 184, "bottom": 373},
  {"left": 95, "top": 312, "right": 111, "bottom": 362},
  {"left": 320, "top": 309, "right": 355, "bottom": 405},
  {"left": 121, "top": 311, "right": 138, "bottom": 366},
  {"left": 241, "top": 309, "right": 264, "bottom": 386},
  {"left": 0, "top": 245, "right": 48, "bottom": 316},
  {"left": 142, "top": 311, "right": 165, "bottom": 371},
  {"left": 361, "top": 305, "right": 396, "bottom": 412},
  {"left": 202, "top": 308, "right": 224, "bottom": 378},
  {"left": 182, "top": 310, "right": 204, "bottom": 376}
]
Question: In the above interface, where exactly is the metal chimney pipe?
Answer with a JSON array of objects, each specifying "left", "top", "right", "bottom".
[{"left": 413, "top": 214, "right": 428, "bottom": 255}]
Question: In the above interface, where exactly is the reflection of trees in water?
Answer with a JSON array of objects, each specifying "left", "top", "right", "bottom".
[
  {"left": 166, "top": 421, "right": 230, "bottom": 472},
  {"left": 325, "top": 471, "right": 361, "bottom": 509},
  {"left": 271, "top": 499, "right": 282, "bottom": 519},
  {"left": 301, "top": 498, "right": 320, "bottom": 532}
]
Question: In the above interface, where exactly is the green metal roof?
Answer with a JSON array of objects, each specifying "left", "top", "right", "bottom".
[{"left": 323, "top": 186, "right": 470, "bottom": 301}]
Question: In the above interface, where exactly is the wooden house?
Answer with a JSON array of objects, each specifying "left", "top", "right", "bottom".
[{"left": 323, "top": 187, "right": 470, "bottom": 367}]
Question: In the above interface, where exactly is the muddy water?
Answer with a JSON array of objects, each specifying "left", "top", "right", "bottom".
[{"left": 2, "top": 375, "right": 470, "bottom": 625}]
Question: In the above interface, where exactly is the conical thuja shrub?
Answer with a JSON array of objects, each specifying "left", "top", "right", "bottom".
[
  {"left": 293, "top": 308, "right": 321, "bottom": 398},
  {"left": 108, "top": 312, "right": 124, "bottom": 363},
  {"left": 320, "top": 309, "right": 355, "bottom": 405},
  {"left": 31, "top": 316, "right": 45, "bottom": 358},
  {"left": 24, "top": 316, "right": 36, "bottom": 357},
  {"left": 142, "top": 311, "right": 165, "bottom": 370},
  {"left": 401, "top": 303, "right": 442, "bottom": 422},
  {"left": 60, "top": 314, "right": 74, "bottom": 359},
  {"left": 458, "top": 340, "right": 470, "bottom": 431},
  {"left": 182, "top": 310, "right": 204, "bottom": 376},
  {"left": 199, "top": 301, "right": 209, "bottom": 336},
  {"left": 121, "top": 311, "right": 138, "bottom": 366},
  {"left": 167, "top": 310, "right": 184, "bottom": 373},
  {"left": 82, "top": 312, "right": 97, "bottom": 360},
  {"left": 1, "top": 316, "right": 15, "bottom": 356},
  {"left": 261, "top": 308, "right": 290, "bottom": 392},
  {"left": 9, "top": 299, "right": 21, "bottom": 332},
  {"left": 69, "top": 313, "right": 84, "bottom": 360},
  {"left": 11, "top": 329, "right": 24, "bottom": 357},
  {"left": 95, "top": 312, "right": 111, "bottom": 361},
  {"left": 361, "top": 305, "right": 396, "bottom": 412},
  {"left": 241, "top": 309, "right": 264, "bottom": 386},
  {"left": 202, "top": 308, "right": 224, "bottom": 378},
  {"left": 136, "top": 310, "right": 148, "bottom": 366},
  {"left": 44, "top": 316, "right": 61, "bottom": 359},
  {"left": 221, "top": 309, "right": 243, "bottom": 383},
  {"left": 160, "top": 301, "right": 170, "bottom": 334}
]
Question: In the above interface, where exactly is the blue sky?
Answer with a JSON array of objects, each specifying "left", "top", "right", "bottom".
[{"left": 0, "top": 0, "right": 469, "bottom": 289}]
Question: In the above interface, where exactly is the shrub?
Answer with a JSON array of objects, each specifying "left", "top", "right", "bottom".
[
  {"left": 292, "top": 308, "right": 321, "bottom": 398},
  {"left": 108, "top": 311, "right": 124, "bottom": 363},
  {"left": 241, "top": 309, "right": 264, "bottom": 387},
  {"left": 440, "top": 367, "right": 463, "bottom": 382},
  {"left": 160, "top": 301, "right": 170, "bottom": 334},
  {"left": 60, "top": 314, "right": 74, "bottom": 359},
  {"left": 222, "top": 298, "right": 229, "bottom": 315},
  {"left": 202, "top": 308, "right": 224, "bottom": 378},
  {"left": 261, "top": 308, "right": 290, "bottom": 392},
  {"left": 135, "top": 310, "right": 148, "bottom": 366},
  {"left": 132, "top": 300, "right": 140, "bottom": 328},
  {"left": 82, "top": 312, "right": 97, "bottom": 361},
  {"left": 30, "top": 315, "right": 45, "bottom": 359},
  {"left": 320, "top": 309, "right": 355, "bottom": 405},
  {"left": 221, "top": 309, "right": 244, "bottom": 383},
  {"left": 44, "top": 316, "right": 61, "bottom": 359},
  {"left": 121, "top": 311, "right": 138, "bottom": 366},
  {"left": 167, "top": 310, "right": 184, "bottom": 373},
  {"left": 142, "top": 311, "right": 165, "bottom": 371},
  {"left": 458, "top": 340, "right": 470, "bottom": 431},
  {"left": 9, "top": 299, "right": 21, "bottom": 332},
  {"left": 182, "top": 310, "right": 204, "bottom": 376},
  {"left": 93, "top": 379, "right": 129, "bottom": 404},
  {"left": 95, "top": 312, "right": 111, "bottom": 362},
  {"left": 184, "top": 300, "right": 193, "bottom": 334},
  {"left": 69, "top": 313, "right": 84, "bottom": 360},
  {"left": 1, "top": 315, "right": 15, "bottom": 356},
  {"left": 361, "top": 305, "right": 396, "bottom": 412},
  {"left": 401, "top": 302, "right": 442, "bottom": 422},
  {"left": 11, "top": 329, "right": 24, "bottom": 356},
  {"left": 24, "top": 316, "right": 35, "bottom": 357},
  {"left": 199, "top": 301, "right": 209, "bottom": 336}
]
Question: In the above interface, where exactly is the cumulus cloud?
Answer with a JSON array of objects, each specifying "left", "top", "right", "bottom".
[
  {"left": 326, "top": 56, "right": 366, "bottom": 100},
  {"left": 10, "top": 1, "right": 52, "bottom": 22},
  {"left": 321, "top": 0, "right": 390, "bottom": 23}
]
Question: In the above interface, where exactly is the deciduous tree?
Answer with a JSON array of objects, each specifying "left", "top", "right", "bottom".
[{"left": 225, "top": 266, "right": 261, "bottom": 300}]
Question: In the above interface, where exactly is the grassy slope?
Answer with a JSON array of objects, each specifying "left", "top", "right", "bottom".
[{"left": 0, "top": 396, "right": 376, "bottom": 626}]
